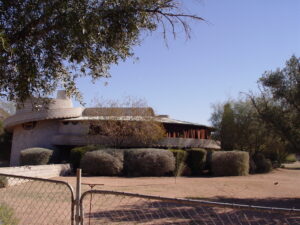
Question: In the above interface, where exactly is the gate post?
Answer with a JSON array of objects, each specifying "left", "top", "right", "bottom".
[{"left": 75, "top": 169, "right": 82, "bottom": 225}]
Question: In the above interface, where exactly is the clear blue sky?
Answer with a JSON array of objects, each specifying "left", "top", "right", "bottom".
[{"left": 74, "top": 0, "right": 300, "bottom": 125}]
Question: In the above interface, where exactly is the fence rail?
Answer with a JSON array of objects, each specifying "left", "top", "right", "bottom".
[
  {"left": 80, "top": 190, "right": 300, "bottom": 225},
  {"left": 0, "top": 173, "right": 75, "bottom": 225}
]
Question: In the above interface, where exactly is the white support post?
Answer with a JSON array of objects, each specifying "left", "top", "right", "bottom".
[{"left": 75, "top": 169, "right": 82, "bottom": 225}]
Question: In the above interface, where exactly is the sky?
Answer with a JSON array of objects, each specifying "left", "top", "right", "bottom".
[{"left": 74, "top": 0, "right": 300, "bottom": 125}]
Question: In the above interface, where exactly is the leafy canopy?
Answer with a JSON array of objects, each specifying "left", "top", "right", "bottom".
[
  {"left": 89, "top": 97, "right": 166, "bottom": 147},
  {"left": 251, "top": 55, "right": 300, "bottom": 152},
  {"left": 211, "top": 56, "right": 300, "bottom": 156},
  {"left": 0, "top": 0, "right": 203, "bottom": 102}
]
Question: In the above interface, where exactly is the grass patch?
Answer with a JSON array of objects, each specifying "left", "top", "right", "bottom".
[{"left": 0, "top": 203, "right": 18, "bottom": 225}]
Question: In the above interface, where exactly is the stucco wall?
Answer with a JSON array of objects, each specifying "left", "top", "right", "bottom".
[
  {"left": 10, "top": 120, "right": 60, "bottom": 166},
  {"left": 58, "top": 121, "right": 89, "bottom": 135}
]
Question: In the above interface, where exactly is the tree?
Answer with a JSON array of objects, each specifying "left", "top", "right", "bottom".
[
  {"left": 210, "top": 56, "right": 300, "bottom": 161},
  {"left": 87, "top": 97, "right": 166, "bottom": 147},
  {"left": 220, "top": 103, "right": 235, "bottom": 150},
  {"left": 0, "top": 0, "right": 203, "bottom": 102},
  {"left": 250, "top": 56, "right": 300, "bottom": 152},
  {"left": 210, "top": 99, "right": 288, "bottom": 163},
  {"left": 0, "top": 100, "right": 15, "bottom": 115}
]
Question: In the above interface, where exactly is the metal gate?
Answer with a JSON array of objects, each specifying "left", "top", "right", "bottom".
[
  {"left": 1, "top": 171, "right": 300, "bottom": 225},
  {"left": 0, "top": 173, "right": 75, "bottom": 225},
  {"left": 79, "top": 190, "right": 300, "bottom": 225}
]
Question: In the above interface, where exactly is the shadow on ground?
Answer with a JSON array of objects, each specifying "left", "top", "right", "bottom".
[
  {"left": 188, "top": 197, "right": 300, "bottom": 209},
  {"left": 82, "top": 194, "right": 300, "bottom": 225}
]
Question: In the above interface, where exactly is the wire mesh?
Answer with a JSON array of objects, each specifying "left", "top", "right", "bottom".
[
  {"left": 0, "top": 173, "right": 74, "bottom": 225},
  {"left": 80, "top": 190, "right": 300, "bottom": 225}
]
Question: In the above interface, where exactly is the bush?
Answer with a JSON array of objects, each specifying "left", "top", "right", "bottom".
[
  {"left": 20, "top": 148, "right": 53, "bottom": 165},
  {"left": 81, "top": 149, "right": 124, "bottom": 176},
  {"left": 0, "top": 203, "right": 18, "bottom": 225},
  {"left": 186, "top": 148, "right": 207, "bottom": 176},
  {"left": 168, "top": 149, "right": 187, "bottom": 176},
  {"left": 253, "top": 153, "right": 273, "bottom": 173},
  {"left": 124, "top": 149, "right": 175, "bottom": 176},
  {"left": 212, "top": 151, "right": 249, "bottom": 176},
  {"left": 70, "top": 145, "right": 99, "bottom": 171},
  {"left": 284, "top": 154, "right": 297, "bottom": 163},
  {"left": 263, "top": 149, "right": 288, "bottom": 167},
  {"left": 0, "top": 176, "right": 8, "bottom": 188},
  {"left": 205, "top": 149, "right": 214, "bottom": 172},
  {"left": 249, "top": 157, "right": 256, "bottom": 174}
]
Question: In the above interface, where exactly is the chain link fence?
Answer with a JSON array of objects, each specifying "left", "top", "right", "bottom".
[
  {"left": 0, "top": 173, "right": 75, "bottom": 225},
  {"left": 0, "top": 172, "right": 300, "bottom": 225},
  {"left": 80, "top": 190, "right": 300, "bottom": 225}
]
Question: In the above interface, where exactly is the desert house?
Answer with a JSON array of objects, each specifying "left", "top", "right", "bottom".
[{"left": 4, "top": 91, "right": 220, "bottom": 166}]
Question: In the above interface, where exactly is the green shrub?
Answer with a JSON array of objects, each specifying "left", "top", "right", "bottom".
[
  {"left": 212, "top": 151, "right": 249, "bottom": 176},
  {"left": 124, "top": 149, "right": 175, "bottom": 177},
  {"left": 0, "top": 176, "right": 8, "bottom": 188},
  {"left": 284, "top": 154, "right": 297, "bottom": 163},
  {"left": 263, "top": 149, "right": 288, "bottom": 166},
  {"left": 20, "top": 148, "right": 53, "bottom": 165},
  {"left": 0, "top": 203, "right": 18, "bottom": 225},
  {"left": 204, "top": 149, "right": 213, "bottom": 173},
  {"left": 168, "top": 149, "right": 188, "bottom": 176},
  {"left": 70, "top": 145, "right": 99, "bottom": 171},
  {"left": 81, "top": 149, "right": 124, "bottom": 176},
  {"left": 253, "top": 153, "right": 273, "bottom": 173},
  {"left": 186, "top": 148, "right": 207, "bottom": 176},
  {"left": 249, "top": 157, "right": 256, "bottom": 174}
]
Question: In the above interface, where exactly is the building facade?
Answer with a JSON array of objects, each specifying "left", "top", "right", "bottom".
[{"left": 4, "top": 91, "right": 220, "bottom": 166}]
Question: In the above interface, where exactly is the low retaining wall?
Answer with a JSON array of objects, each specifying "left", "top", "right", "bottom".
[{"left": 0, "top": 164, "right": 71, "bottom": 178}]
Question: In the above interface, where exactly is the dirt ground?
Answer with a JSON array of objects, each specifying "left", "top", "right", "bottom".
[{"left": 54, "top": 165, "right": 300, "bottom": 209}]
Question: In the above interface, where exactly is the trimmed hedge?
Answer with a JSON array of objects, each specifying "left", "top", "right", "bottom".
[
  {"left": 212, "top": 151, "right": 249, "bottom": 176},
  {"left": 168, "top": 149, "right": 187, "bottom": 176},
  {"left": 186, "top": 148, "right": 207, "bottom": 176},
  {"left": 70, "top": 145, "right": 99, "bottom": 171},
  {"left": 81, "top": 149, "right": 124, "bottom": 176},
  {"left": 253, "top": 153, "right": 272, "bottom": 173},
  {"left": 285, "top": 154, "right": 297, "bottom": 163},
  {"left": 205, "top": 149, "right": 213, "bottom": 172},
  {"left": 0, "top": 176, "right": 8, "bottom": 188},
  {"left": 20, "top": 148, "right": 53, "bottom": 165},
  {"left": 124, "top": 149, "right": 175, "bottom": 177}
]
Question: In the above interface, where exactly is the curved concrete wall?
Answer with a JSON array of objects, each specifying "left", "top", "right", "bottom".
[
  {"left": 10, "top": 120, "right": 59, "bottom": 166},
  {"left": 4, "top": 107, "right": 83, "bottom": 131},
  {"left": 58, "top": 121, "right": 89, "bottom": 135},
  {"left": 16, "top": 98, "right": 74, "bottom": 114}
]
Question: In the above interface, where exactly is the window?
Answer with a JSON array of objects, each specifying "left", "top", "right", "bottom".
[{"left": 22, "top": 122, "right": 37, "bottom": 130}]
